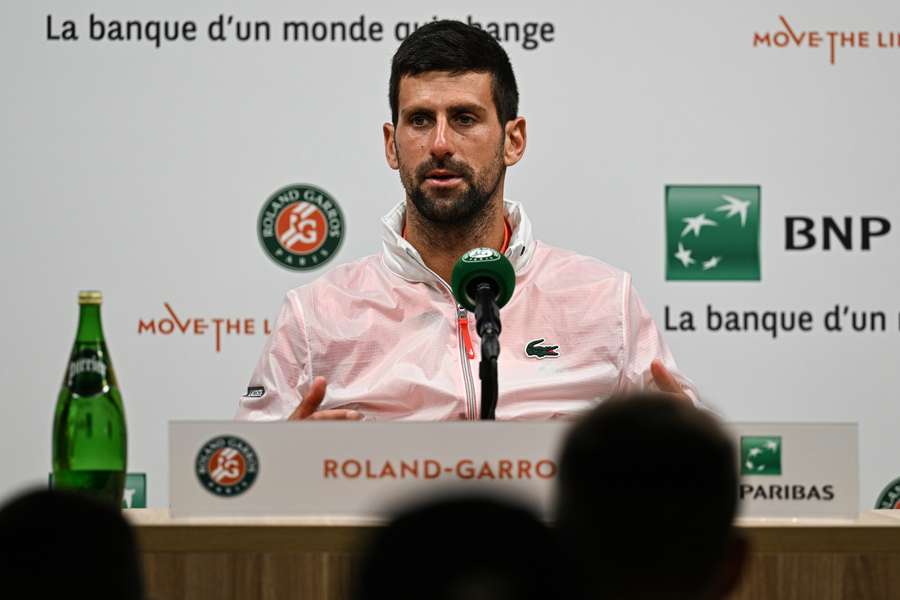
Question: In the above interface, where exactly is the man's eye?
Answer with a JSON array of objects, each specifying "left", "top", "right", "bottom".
[
  {"left": 456, "top": 114, "right": 476, "bottom": 125},
  {"left": 410, "top": 114, "right": 430, "bottom": 127}
]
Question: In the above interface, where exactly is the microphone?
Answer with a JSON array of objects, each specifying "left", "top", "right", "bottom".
[
  {"left": 451, "top": 248, "right": 516, "bottom": 420},
  {"left": 451, "top": 248, "right": 516, "bottom": 313}
]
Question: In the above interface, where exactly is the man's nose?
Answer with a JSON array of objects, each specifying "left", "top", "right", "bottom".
[{"left": 429, "top": 116, "right": 454, "bottom": 160}]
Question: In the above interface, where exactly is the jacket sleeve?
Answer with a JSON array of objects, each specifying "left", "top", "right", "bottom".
[
  {"left": 617, "top": 274, "right": 700, "bottom": 405},
  {"left": 235, "top": 291, "right": 312, "bottom": 420}
]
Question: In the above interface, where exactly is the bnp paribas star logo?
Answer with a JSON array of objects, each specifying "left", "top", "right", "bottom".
[
  {"left": 741, "top": 436, "right": 782, "bottom": 476},
  {"left": 665, "top": 185, "right": 761, "bottom": 281}
]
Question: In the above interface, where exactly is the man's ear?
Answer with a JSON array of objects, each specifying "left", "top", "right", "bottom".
[
  {"left": 384, "top": 122, "right": 399, "bottom": 170},
  {"left": 503, "top": 116, "right": 527, "bottom": 167}
]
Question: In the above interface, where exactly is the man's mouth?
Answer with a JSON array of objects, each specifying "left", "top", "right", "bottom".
[{"left": 424, "top": 169, "right": 464, "bottom": 188}]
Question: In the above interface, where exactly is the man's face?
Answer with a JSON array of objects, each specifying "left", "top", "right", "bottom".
[{"left": 386, "top": 71, "right": 506, "bottom": 225}]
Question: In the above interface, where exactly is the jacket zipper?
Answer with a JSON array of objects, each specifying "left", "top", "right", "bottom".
[
  {"left": 458, "top": 312, "right": 476, "bottom": 359},
  {"left": 456, "top": 305, "right": 478, "bottom": 420},
  {"left": 402, "top": 249, "right": 478, "bottom": 420}
]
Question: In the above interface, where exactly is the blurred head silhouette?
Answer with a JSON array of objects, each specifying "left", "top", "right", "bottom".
[
  {"left": 354, "top": 495, "right": 570, "bottom": 600},
  {"left": 555, "top": 393, "right": 747, "bottom": 600},
  {"left": 0, "top": 488, "right": 143, "bottom": 599}
]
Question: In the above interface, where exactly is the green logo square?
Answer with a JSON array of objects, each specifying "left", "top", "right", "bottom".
[
  {"left": 665, "top": 185, "right": 761, "bottom": 280},
  {"left": 740, "top": 436, "right": 782, "bottom": 476},
  {"left": 123, "top": 473, "right": 147, "bottom": 509},
  {"left": 48, "top": 472, "right": 147, "bottom": 509}
]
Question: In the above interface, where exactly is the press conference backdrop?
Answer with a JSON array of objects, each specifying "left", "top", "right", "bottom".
[{"left": 2, "top": 0, "right": 899, "bottom": 509}]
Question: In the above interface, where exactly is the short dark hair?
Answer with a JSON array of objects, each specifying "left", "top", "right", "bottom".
[
  {"left": 0, "top": 489, "right": 144, "bottom": 599},
  {"left": 389, "top": 20, "right": 519, "bottom": 126},
  {"left": 354, "top": 495, "right": 572, "bottom": 600},
  {"left": 555, "top": 394, "right": 739, "bottom": 600}
]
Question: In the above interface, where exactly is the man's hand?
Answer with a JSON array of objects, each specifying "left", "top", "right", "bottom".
[
  {"left": 287, "top": 376, "right": 363, "bottom": 420},
  {"left": 650, "top": 359, "right": 693, "bottom": 404}
]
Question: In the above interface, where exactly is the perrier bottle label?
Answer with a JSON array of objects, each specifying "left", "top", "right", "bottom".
[{"left": 52, "top": 291, "right": 127, "bottom": 506}]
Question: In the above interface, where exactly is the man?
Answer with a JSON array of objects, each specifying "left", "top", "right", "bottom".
[
  {"left": 555, "top": 393, "right": 747, "bottom": 599},
  {"left": 0, "top": 489, "right": 144, "bottom": 599},
  {"left": 354, "top": 495, "right": 573, "bottom": 600},
  {"left": 237, "top": 20, "right": 695, "bottom": 421}
]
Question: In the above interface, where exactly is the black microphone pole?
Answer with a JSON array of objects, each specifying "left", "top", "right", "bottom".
[{"left": 473, "top": 282, "right": 501, "bottom": 420}]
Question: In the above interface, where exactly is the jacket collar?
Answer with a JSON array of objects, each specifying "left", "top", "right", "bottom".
[{"left": 380, "top": 199, "right": 537, "bottom": 284}]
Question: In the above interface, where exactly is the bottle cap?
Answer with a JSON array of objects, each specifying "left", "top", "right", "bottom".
[{"left": 78, "top": 290, "right": 103, "bottom": 304}]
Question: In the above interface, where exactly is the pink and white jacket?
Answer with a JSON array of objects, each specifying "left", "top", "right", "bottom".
[{"left": 237, "top": 200, "right": 696, "bottom": 421}]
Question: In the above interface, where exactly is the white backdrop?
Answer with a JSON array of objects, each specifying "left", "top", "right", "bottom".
[{"left": 2, "top": 0, "right": 899, "bottom": 509}]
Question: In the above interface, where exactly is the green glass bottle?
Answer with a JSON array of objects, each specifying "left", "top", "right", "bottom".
[{"left": 52, "top": 290, "right": 127, "bottom": 506}]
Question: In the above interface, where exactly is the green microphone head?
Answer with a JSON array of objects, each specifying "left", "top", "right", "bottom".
[{"left": 451, "top": 248, "right": 516, "bottom": 312}]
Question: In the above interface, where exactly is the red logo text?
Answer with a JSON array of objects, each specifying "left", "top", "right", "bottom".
[{"left": 138, "top": 303, "right": 272, "bottom": 352}]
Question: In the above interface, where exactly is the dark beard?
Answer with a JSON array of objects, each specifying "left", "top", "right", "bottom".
[{"left": 401, "top": 153, "right": 504, "bottom": 227}]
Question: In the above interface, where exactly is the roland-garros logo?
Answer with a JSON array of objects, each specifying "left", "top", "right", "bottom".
[
  {"left": 258, "top": 184, "right": 344, "bottom": 271},
  {"left": 876, "top": 476, "right": 900, "bottom": 509},
  {"left": 196, "top": 436, "right": 259, "bottom": 497}
]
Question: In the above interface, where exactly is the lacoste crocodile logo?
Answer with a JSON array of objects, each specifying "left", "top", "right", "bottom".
[{"left": 525, "top": 338, "right": 559, "bottom": 359}]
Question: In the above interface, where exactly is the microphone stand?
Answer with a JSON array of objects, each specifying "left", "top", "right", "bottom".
[{"left": 473, "top": 282, "right": 501, "bottom": 420}]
